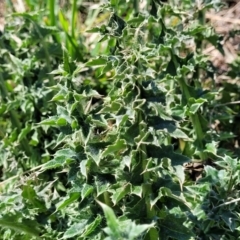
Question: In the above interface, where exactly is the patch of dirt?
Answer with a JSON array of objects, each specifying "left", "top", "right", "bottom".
[{"left": 204, "top": 1, "right": 240, "bottom": 83}]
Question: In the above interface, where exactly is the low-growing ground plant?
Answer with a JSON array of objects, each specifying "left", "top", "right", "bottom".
[{"left": 0, "top": 0, "right": 240, "bottom": 239}]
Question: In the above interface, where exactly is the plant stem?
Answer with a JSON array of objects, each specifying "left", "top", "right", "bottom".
[
  {"left": 48, "top": 0, "right": 56, "bottom": 26},
  {"left": 133, "top": 0, "right": 139, "bottom": 14},
  {"left": 214, "top": 197, "right": 240, "bottom": 209},
  {"left": 135, "top": 84, "right": 156, "bottom": 239},
  {"left": 172, "top": 55, "right": 207, "bottom": 160},
  {"left": 103, "top": 191, "right": 112, "bottom": 207}
]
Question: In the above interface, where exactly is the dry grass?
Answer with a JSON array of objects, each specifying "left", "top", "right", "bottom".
[
  {"left": 204, "top": 1, "right": 240, "bottom": 82},
  {"left": 0, "top": 0, "right": 5, "bottom": 32}
]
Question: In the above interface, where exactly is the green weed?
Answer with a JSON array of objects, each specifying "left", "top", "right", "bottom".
[{"left": 0, "top": 0, "right": 240, "bottom": 239}]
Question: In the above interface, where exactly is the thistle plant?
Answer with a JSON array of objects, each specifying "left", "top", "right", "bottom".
[
  {"left": 39, "top": 1, "right": 222, "bottom": 239},
  {"left": 1, "top": 0, "right": 240, "bottom": 239}
]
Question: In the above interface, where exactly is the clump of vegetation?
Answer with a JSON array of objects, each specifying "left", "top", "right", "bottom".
[{"left": 0, "top": 0, "right": 240, "bottom": 239}]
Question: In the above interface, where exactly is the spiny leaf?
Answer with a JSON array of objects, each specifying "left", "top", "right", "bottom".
[
  {"left": 56, "top": 193, "right": 80, "bottom": 212},
  {"left": 41, "top": 155, "right": 67, "bottom": 170},
  {"left": 101, "top": 139, "right": 127, "bottom": 157},
  {"left": 39, "top": 116, "right": 58, "bottom": 126},
  {"left": 160, "top": 214, "right": 193, "bottom": 240},
  {"left": 82, "top": 215, "right": 102, "bottom": 237},
  {"left": 111, "top": 183, "right": 131, "bottom": 205},
  {"left": 147, "top": 144, "right": 190, "bottom": 166},
  {"left": 81, "top": 184, "right": 94, "bottom": 201},
  {"left": 0, "top": 217, "right": 41, "bottom": 239},
  {"left": 18, "top": 124, "right": 32, "bottom": 141},
  {"left": 131, "top": 185, "right": 142, "bottom": 198},
  {"left": 96, "top": 181, "right": 110, "bottom": 197},
  {"left": 86, "top": 143, "right": 106, "bottom": 165},
  {"left": 174, "top": 165, "right": 185, "bottom": 191},
  {"left": 86, "top": 57, "right": 108, "bottom": 67},
  {"left": 62, "top": 220, "right": 88, "bottom": 239},
  {"left": 97, "top": 201, "right": 121, "bottom": 238},
  {"left": 42, "top": 148, "right": 77, "bottom": 170}
]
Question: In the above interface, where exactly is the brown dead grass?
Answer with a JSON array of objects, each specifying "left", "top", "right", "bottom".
[{"left": 204, "top": 1, "right": 240, "bottom": 82}]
